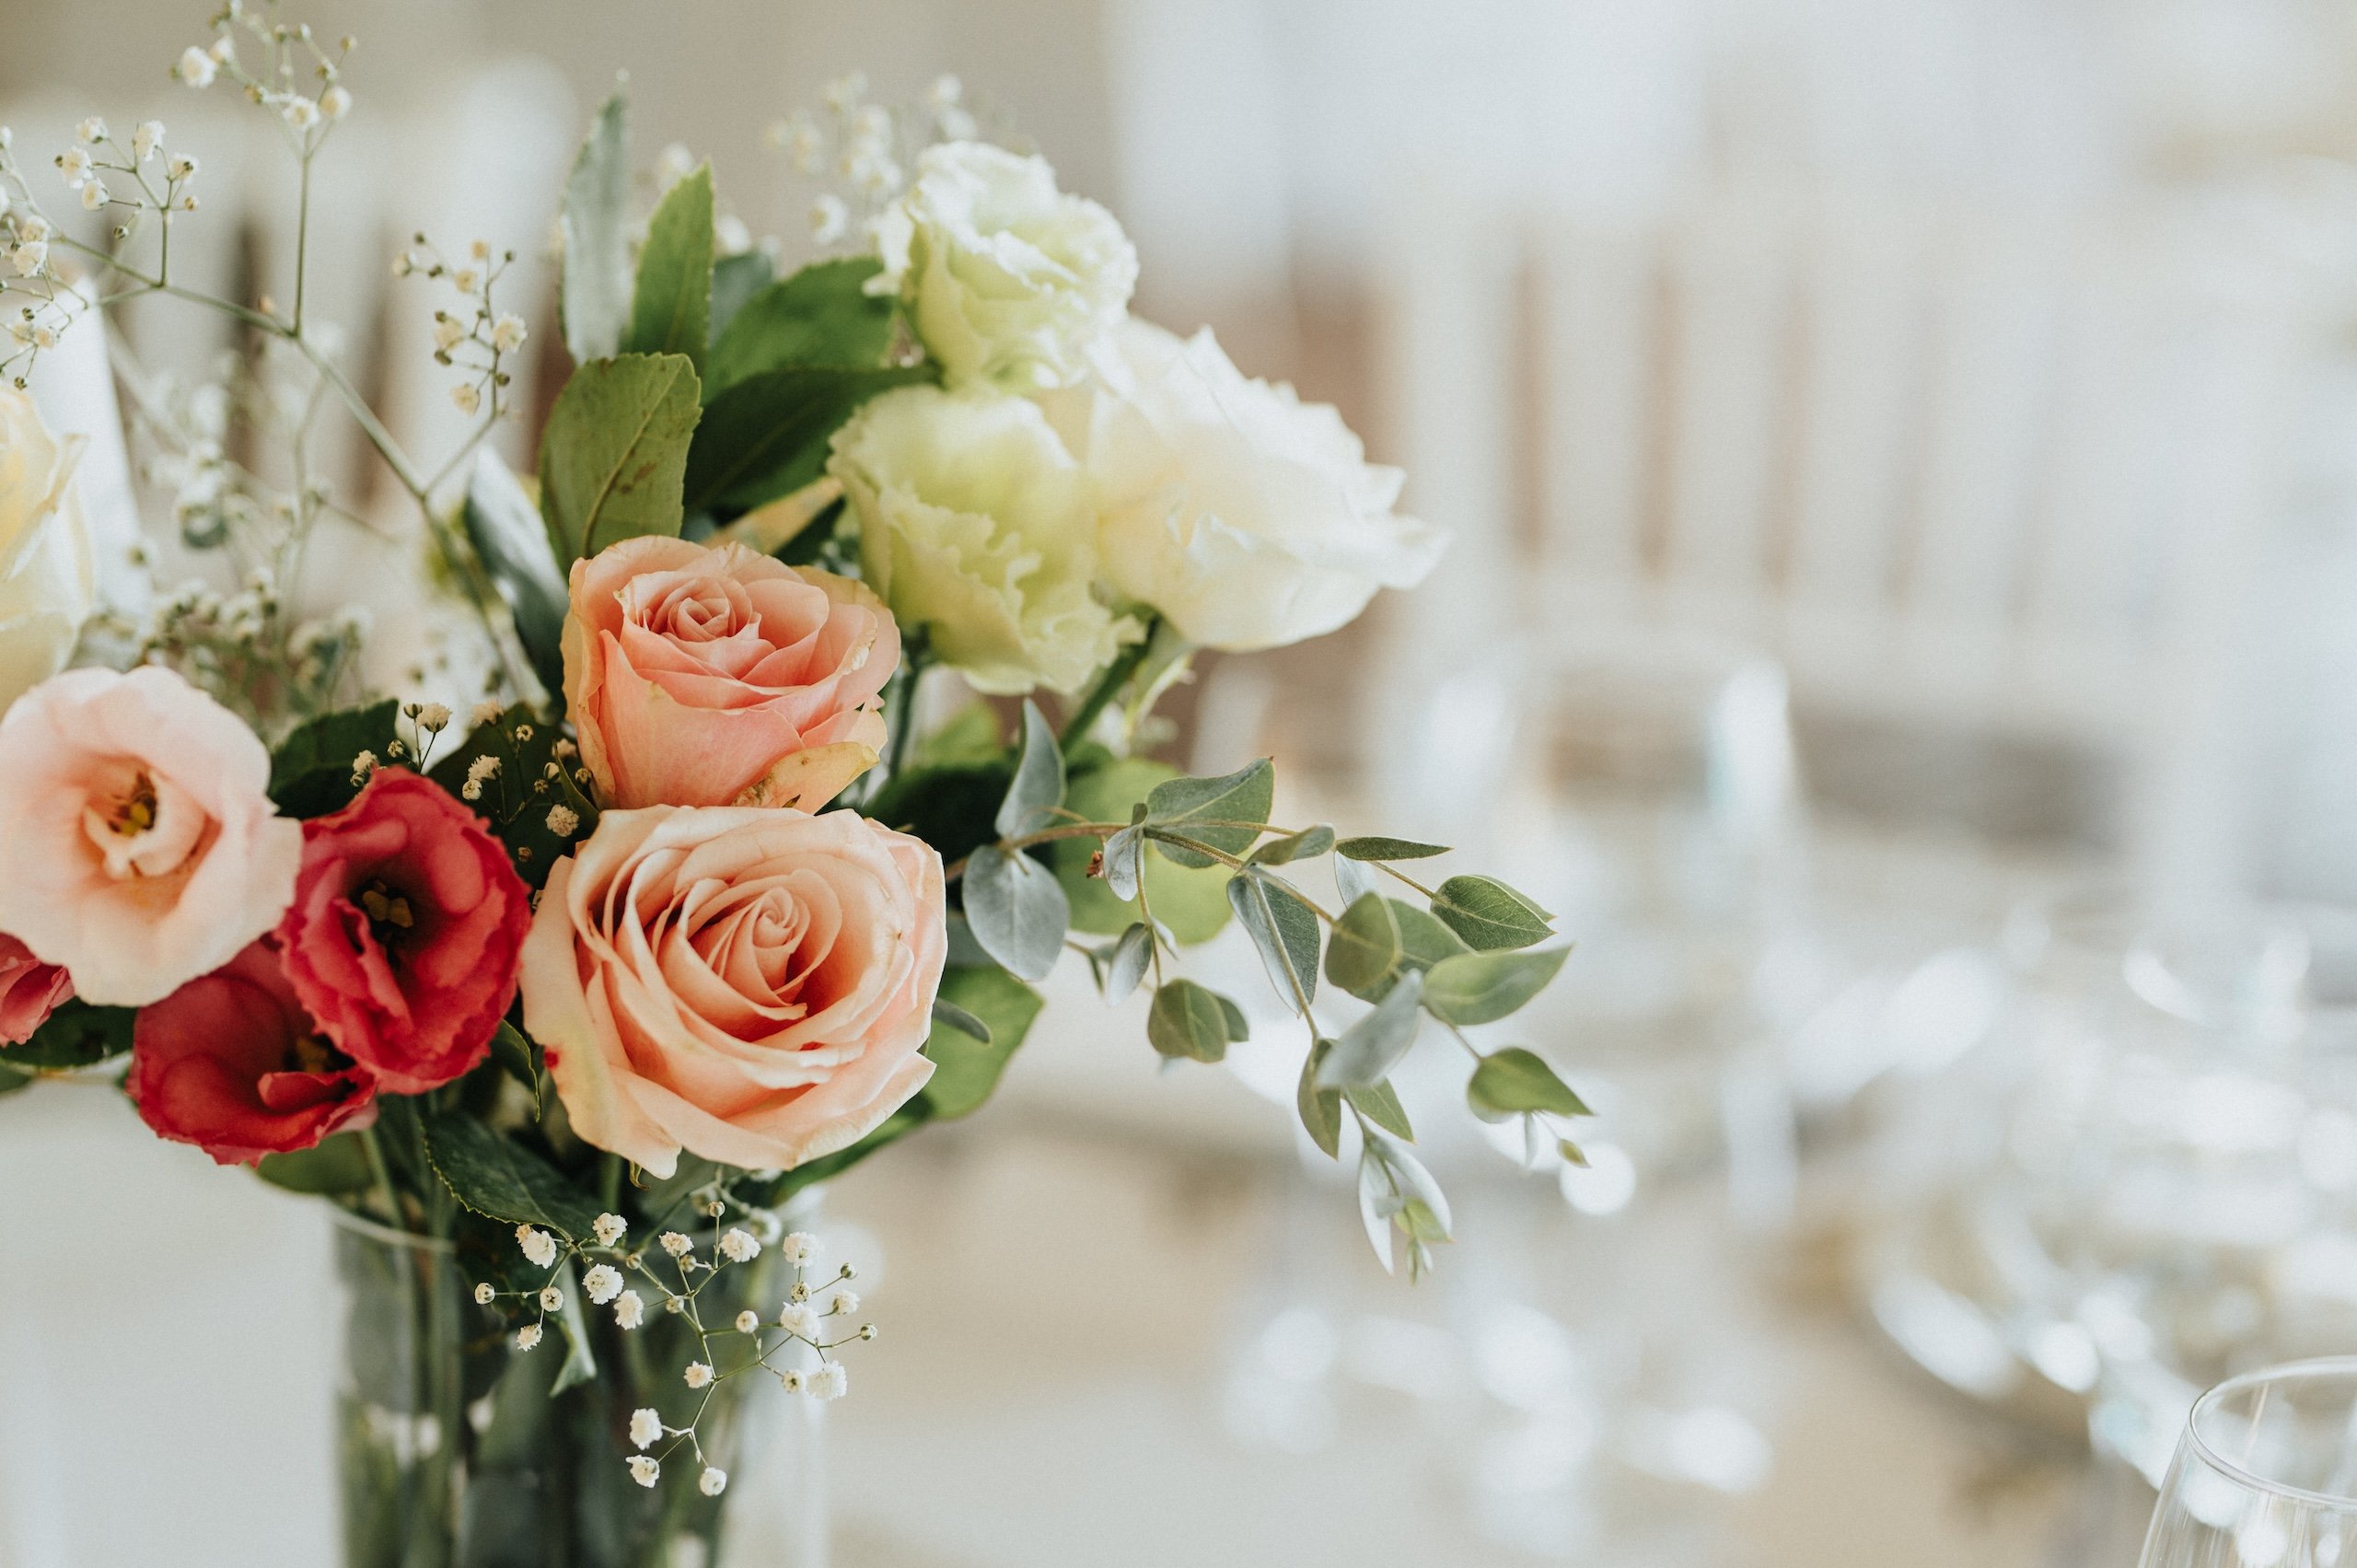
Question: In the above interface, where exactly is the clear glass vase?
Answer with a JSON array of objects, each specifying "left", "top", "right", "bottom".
[
  {"left": 2138, "top": 1357, "right": 2357, "bottom": 1567},
  {"left": 331, "top": 1207, "right": 827, "bottom": 1568}
]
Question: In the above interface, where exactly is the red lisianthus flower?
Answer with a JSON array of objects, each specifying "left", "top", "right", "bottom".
[
  {"left": 275, "top": 768, "right": 531, "bottom": 1093},
  {"left": 125, "top": 941, "right": 377, "bottom": 1165},
  {"left": 0, "top": 932, "right": 72, "bottom": 1046}
]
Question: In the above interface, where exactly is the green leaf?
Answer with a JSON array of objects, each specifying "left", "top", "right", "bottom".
[
  {"left": 1144, "top": 758, "right": 1274, "bottom": 869},
  {"left": 1396, "top": 900, "right": 1475, "bottom": 971},
  {"left": 705, "top": 257, "right": 894, "bottom": 398},
  {"left": 914, "top": 703, "right": 1003, "bottom": 768},
  {"left": 268, "top": 698, "right": 401, "bottom": 818},
  {"left": 1347, "top": 1078, "right": 1414, "bottom": 1141},
  {"left": 1335, "top": 853, "right": 1376, "bottom": 905},
  {"left": 1105, "top": 923, "right": 1153, "bottom": 1005},
  {"left": 1216, "top": 993, "right": 1250, "bottom": 1042},
  {"left": 1335, "top": 836, "right": 1450, "bottom": 862},
  {"left": 1316, "top": 970, "right": 1424, "bottom": 1088},
  {"left": 464, "top": 450, "right": 568, "bottom": 697},
  {"left": 919, "top": 964, "right": 1041, "bottom": 1119},
  {"left": 1297, "top": 1040, "right": 1343, "bottom": 1158},
  {"left": 1422, "top": 947, "right": 1571, "bottom": 1027},
  {"left": 1250, "top": 824, "right": 1335, "bottom": 865},
  {"left": 1431, "top": 875, "right": 1555, "bottom": 951},
  {"left": 1467, "top": 1046, "right": 1591, "bottom": 1121},
  {"left": 961, "top": 843, "right": 1069, "bottom": 981},
  {"left": 1, "top": 997, "right": 135, "bottom": 1072},
  {"left": 488, "top": 1019, "right": 541, "bottom": 1111},
  {"left": 683, "top": 363, "right": 931, "bottom": 516},
  {"left": 1148, "top": 979, "right": 1235, "bottom": 1063},
  {"left": 254, "top": 1132, "right": 374, "bottom": 1195},
  {"left": 864, "top": 759, "right": 1010, "bottom": 868},
  {"left": 930, "top": 997, "right": 993, "bottom": 1046},
  {"left": 624, "top": 165, "right": 714, "bottom": 367},
  {"left": 995, "top": 699, "right": 1065, "bottom": 838},
  {"left": 547, "top": 1261, "right": 599, "bottom": 1396},
  {"left": 420, "top": 1111, "right": 603, "bottom": 1238},
  {"left": 1325, "top": 892, "right": 1402, "bottom": 999},
  {"left": 558, "top": 96, "right": 632, "bottom": 364},
  {"left": 538, "top": 352, "right": 702, "bottom": 566},
  {"left": 1051, "top": 758, "right": 1231, "bottom": 943},
  {"left": 1227, "top": 871, "right": 1321, "bottom": 1014},
  {"left": 708, "top": 250, "right": 776, "bottom": 345}
]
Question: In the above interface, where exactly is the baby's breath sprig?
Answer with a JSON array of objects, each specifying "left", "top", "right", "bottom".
[
  {"left": 762, "top": 71, "right": 994, "bottom": 252},
  {"left": 391, "top": 234, "right": 528, "bottom": 432}
]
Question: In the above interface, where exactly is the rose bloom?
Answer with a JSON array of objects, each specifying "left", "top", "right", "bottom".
[
  {"left": 870, "top": 141, "right": 1137, "bottom": 391},
  {"left": 0, "top": 666, "right": 303, "bottom": 1005},
  {"left": 0, "top": 932, "right": 72, "bottom": 1046},
  {"left": 0, "top": 385, "right": 98, "bottom": 715},
  {"left": 1047, "top": 319, "right": 1447, "bottom": 651},
  {"left": 565, "top": 538, "right": 897, "bottom": 811},
  {"left": 125, "top": 940, "right": 377, "bottom": 1166},
  {"left": 276, "top": 769, "right": 531, "bottom": 1094},
  {"left": 522, "top": 806, "right": 946, "bottom": 1177},
  {"left": 830, "top": 385, "right": 1133, "bottom": 695}
]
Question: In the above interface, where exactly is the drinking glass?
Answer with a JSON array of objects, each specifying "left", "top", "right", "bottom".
[{"left": 2140, "top": 1357, "right": 2357, "bottom": 1567}]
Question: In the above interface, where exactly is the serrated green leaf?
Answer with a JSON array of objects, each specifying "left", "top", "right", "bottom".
[
  {"left": 920, "top": 964, "right": 1040, "bottom": 1118},
  {"left": 1422, "top": 947, "right": 1571, "bottom": 1026},
  {"left": 463, "top": 450, "right": 567, "bottom": 697},
  {"left": 1298, "top": 1040, "right": 1343, "bottom": 1158},
  {"left": 488, "top": 1019, "right": 542, "bottom": 1113},
  {"left": 962, "top": 843, "right": 1068, "bottom": 981},
  {"left": 995, "top": 699, "right": 1065, "bottom": 838},
  {"left": 254, "top": 1132, "right": 374, "bottom": 1196},
  {"left": 1431, "top": 875, "right": 1555, "bottom": 951},
  {"left": 708, "top": 250, "right": 775, "bottom": 345},
  {"left": 559, "top": 96, "right": 632, "bottom": 364},
  {"left": 1148, "top": 979, "right": 1233, "bottom": 1063},
  {"left": 1335, "top": 836, "right": 1450, "bottom": 862},
  {"left": 268, "top": 699, "right": 401, "bottom": 817},
  {"left": 705, "top": 257, "right": 894, "bottom": 398},
  {"left": 624, "top": 165, "right": 713, "bottom": 367},
  {"left": 683, "top": 363, "right": 931, "bottom": 516},
  {"left": 1228, "top": 871, "right": 1321, "bottom": 1014},
  {"left": 420, "top": 1111, "right": 601, "bottom": 1238},
  {"left": 1468, "top": 1046, "right": 1590, "bottom": 1121},
  {"left": 1, "top": 997, "right": 135, "bottom": 1072},
  {"left": 539, "top": 352, "right": 702, "bottom": 565},
  {"left": 1317, "top": 970, "right": 1424, "bottom": 1088},
  {"left": 1325, "top": 892, "right": 1402, "bottom": 998},
  {"left": 1144, "top": 758, "right": 1274, "bottom": 868},
  {"left": 1249, "top": 824, "right": 1335, "bottom": 865}
]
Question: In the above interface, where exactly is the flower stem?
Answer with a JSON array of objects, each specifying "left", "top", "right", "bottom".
[{"left": 1059, "top": 625, "right": 1156, "bottom": 750}]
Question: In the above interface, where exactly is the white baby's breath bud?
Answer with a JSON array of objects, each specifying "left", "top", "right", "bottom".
[
  {"left": 11, "top": 242, "right": 46, "bottom": 278},
  {"left": 473, "top": 1283, "right": 495, "bottom": 1305},
  {"left": 719, "top": 1228, "right": 760, "bottom": 1263},
  {"left": 351, "top": 749, "right": 377, "bottom": 779},
  {"left": 822, "top": 71, "right": 867, "bottom": 114},
  {"left": 75, "top": 117, "right": 108, "bottom": 145},
  {"left": 850, "top": 104, "right": 892, "bottom": 150},
  {"left": 629, "top": 1407, "right": 664, "bottom": 1448},
  {"left": 431, "top": 315, "right": 467, "bottom": 352},
  {"left": 515, "top": 1323, "right": 543, "bottom": 1351},
  {"left": 858, "top": 1322, "right": 877, "bottom": 1341},
  {"left": 29, "top": 324, "right": 57, "bottom": 351},
  {"left": 937, "top": 106, "right": 979, "bottom": 142},
  {"left": 827, "top": 1289, "right": 860, "bottom": 1317},
  {"left": 544, "top": 804, "right": 579, "bottom": 837},
  {"left": 320, "top": 85, "right": 352, "bottom": 121},
  {"left": 282, "top": 97, "right": 320, "bottom": 129},
  {"left": 659, "top": 1231, "right": 693, "bottom": 1259},
  {"left": 449, "top": 266, "right": 479, "bottom": 295},
  {"left": 593, "top": 1212, "right": 627, "bottom": 1247},
  {"left": 614, "top": 1290, "right": 645, "bottom": 1329},
  {"left": 177, "top": 47, "right": 219, "bottom": 87},
  {"left": 517, "top": 1225, "right": 558, "bottom": 1268},
  {"left": 17, "top": 214, "right": 49, "bottom": 242},
  {"left": 168, "top": 154, "right": 199, "bottom": 181},
  {"left": 779, "top": 1368, "right": 805, "bottom": 1393},
  {"left": 778, "top": 1301, "right": 820, "bottom": 1339},
  {"left": 470, "top": 701, "right": 504, "bottom": 726},
  {"left": 55, "top": 147, "right": 92, "bottom": 185},
  {"left": 449, "top": 381, "right": 482, "bottom": 416},
  {"left": 655, "top": 141, "right": 695, "bottom": 190},
  {"left": 683, "top": 1362, "right": 714, "bottom": 1389},
  {"left": 416, "top": 702, "right": 451, "bottom": 731},
  {"left": 808, "top": 193, "right": 848, "bottom": 245},
  {"left": 929, "top": 74, "right": 964, "bottom": 111},
  {"left": 806, "top": 1362, "right": 848, "bottom": 1401},
  {"left": 576, "top": 1269, "right": 621, "bottom": 1312},
  {"left": 714, "top": 214, "right": 751, "bottom": 256},
  {"left": 491, "top": 314, "right": 528, "bottom": 353},
  {"left": 207, "top": 36, "right": 235, "bottom": 64},
  {"left": 735, "top": 1310, "right": 760, "bottom": 1333},
  {"left": 780, "top": 1231, "right": 817, "bottom": 1267},
  {"left": 665, "top": 1295, "right": 686, "bottom": 1315},
  {"left": 133, "top": 121, "right": 165, "bottom": 160},
  {"left": 627, "top": 1456, "right": 659, "bottom": 1488},
  {"left": 80, "top": 180, "right": 108, "bottom": 211},
  {"left": 699, "top": 1467, "right": 727, "bottom": 1497},
  {"left": 537, "top": 1285, "right": 563, "bottom": 1313}
]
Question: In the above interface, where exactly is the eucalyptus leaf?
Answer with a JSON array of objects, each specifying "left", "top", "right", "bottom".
[
  {"left": 1297, "top": 1040, "right": 1343, "bottom": 1158},
  {"left": 707, "top": 250, "right": 775, "bottom": 345},
  {"left": 929, "top": 997, "right": 993, "bottom": 1046},
  {"left": 1325, "top": 892, "right": 1402, "bottom": 999},
  {"left": 1106, "top": 923, "right": 1153, "bottom": 1005},
  {"left": 268, "top": 698, "right": 401, "bottom": 818},
  {"left": 1101, "top": 823, "right": 1144, "bottom": 903},
  {"left": 1227, "top": 871, "right": 1321, "bottom": 1013},
  {"left": 1334, "top": 852, "right": 1376, "bottom": 906},
  {"left": 1249, "top": 824, "right": 1335, "bottom": 865},
  {"left": 463, "top": 450, "right": 568, "bottom": 696},
  {"left": 705, "top": 257, "right": 894, "bottom": 397},
  {"left": 1348, "top": 1078, "right": 1415, "bottom": 1141},
  {"left": 1422, "top": 947, "right": 1572, "bottom": 1027},
  {"left": 1144, "top": 758, "right": 1274, "bottom": 868},
  {"left": 920, "top": 964, "right": 1041, "bottom": 1118},
  {"left": 538, "top": 352, "right": 702, "bottom": 565},
  {"left": 623, "top": 164, "right": 713, "bottom": 366},
  {"left": 1335, "top": 836, "right": 1450, "bottom": 862},
  {"left": 1357, "top": 1150, "right": 1403, "bottom": 1273},
  {"left": 995, "top": 699, "right": 1065, "bottom": 838},
  {"left": 1369, "top": 1128, "right": 1452, "bottom": 1239},
  {"left": 1147, "top": 979, "right": 1234, "bottom": 1063},
  {"left": 559, "top": 96, "right": 632, "bottom": 364},
  {"left": 961, "top": 844, "right": 1069, "bottom": 981},
  {"left": 1316, "top": 970, "right": 1425, "bottom": 1089},
  {"left": 683, "top": 363, "right": 931, "bottom": 515},
  {"left": 1215, "top": 993, "right": 1250, "bottom": 1042},
  {"left": 1431, "top": 875, "right": 1555, "bottom": 951},
  {"left": 419, "top": 1111, "right": 601, "bottom": 1238},
  {"left": 1467, "top": 1046, "right": 1591, "bottom": 1121},
  {"left": 1052, "top": 759, "right": 1229, "bottom": 943}
]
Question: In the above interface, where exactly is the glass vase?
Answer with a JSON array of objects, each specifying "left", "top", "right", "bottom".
[
  {"left": 2138, "top": 1357, "right": 2357, "bottom": 1567},
  {"left": 331, "top": 1207, "right": 827, "bottom": 1568}
]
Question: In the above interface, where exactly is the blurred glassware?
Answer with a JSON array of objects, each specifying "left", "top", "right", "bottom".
[{"left": 2137, "top": 1357, "right": 2357, "bottom": 1568}]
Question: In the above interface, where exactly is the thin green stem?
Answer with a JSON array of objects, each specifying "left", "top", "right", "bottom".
[
  {"left": 885, "top": 638, "right": 932, "bottom": 780},
  {"left": 1060, "top": 624, "right": 1155, "bottom": 750}
]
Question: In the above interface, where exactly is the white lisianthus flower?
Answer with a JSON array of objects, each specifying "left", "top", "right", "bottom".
[
  {"left": 0, "top": 389, "right": 98, "bottom": 717},
  {"left": 1046, "top": 320, "right": 1446, "bottom": 652},
  {"left": 829, "top": 385, "right": 1135, "bottom": 695},
  {"left": 869, "top": 142, "right": 1137, "bottom": 391}
]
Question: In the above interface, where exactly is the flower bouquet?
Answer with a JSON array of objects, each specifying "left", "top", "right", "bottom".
[{"left": 0, "top": 6, "right": 1586, "bottom": 1563}]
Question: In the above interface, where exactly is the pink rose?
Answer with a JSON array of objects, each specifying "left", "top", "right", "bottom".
[
  {"left": 125, "top": 940, "right": 378, "bottom": 1166},
  {"left": 0, "top": 933, "right": 71, "bottom": 1046},
  {"left": 0, "top": 667, "right": 302, "bottom": 1005},
  {"left": 276, "top": 769, "right": 533, "bottom": 1095},
  {"left": 563, "top": 538, "right": 899, "bottom": 811},
  {"left": 521, "top": 806, "right": 946, "bottom": 1177}
]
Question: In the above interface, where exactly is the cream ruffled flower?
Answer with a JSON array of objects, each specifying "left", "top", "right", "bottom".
[{"left": 0, "top": 388, "right": 99, "bottom": 718}]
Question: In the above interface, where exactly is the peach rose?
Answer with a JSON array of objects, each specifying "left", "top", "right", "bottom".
[
  {"left": 521, "top": 806, "right": 946, "bottom": 1178},
  {"left": 0, "top": 666, "right": 303, "bottom": 1005},
  {"left": 563, "top": 538, "right": 898, "bottom": 811}
]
